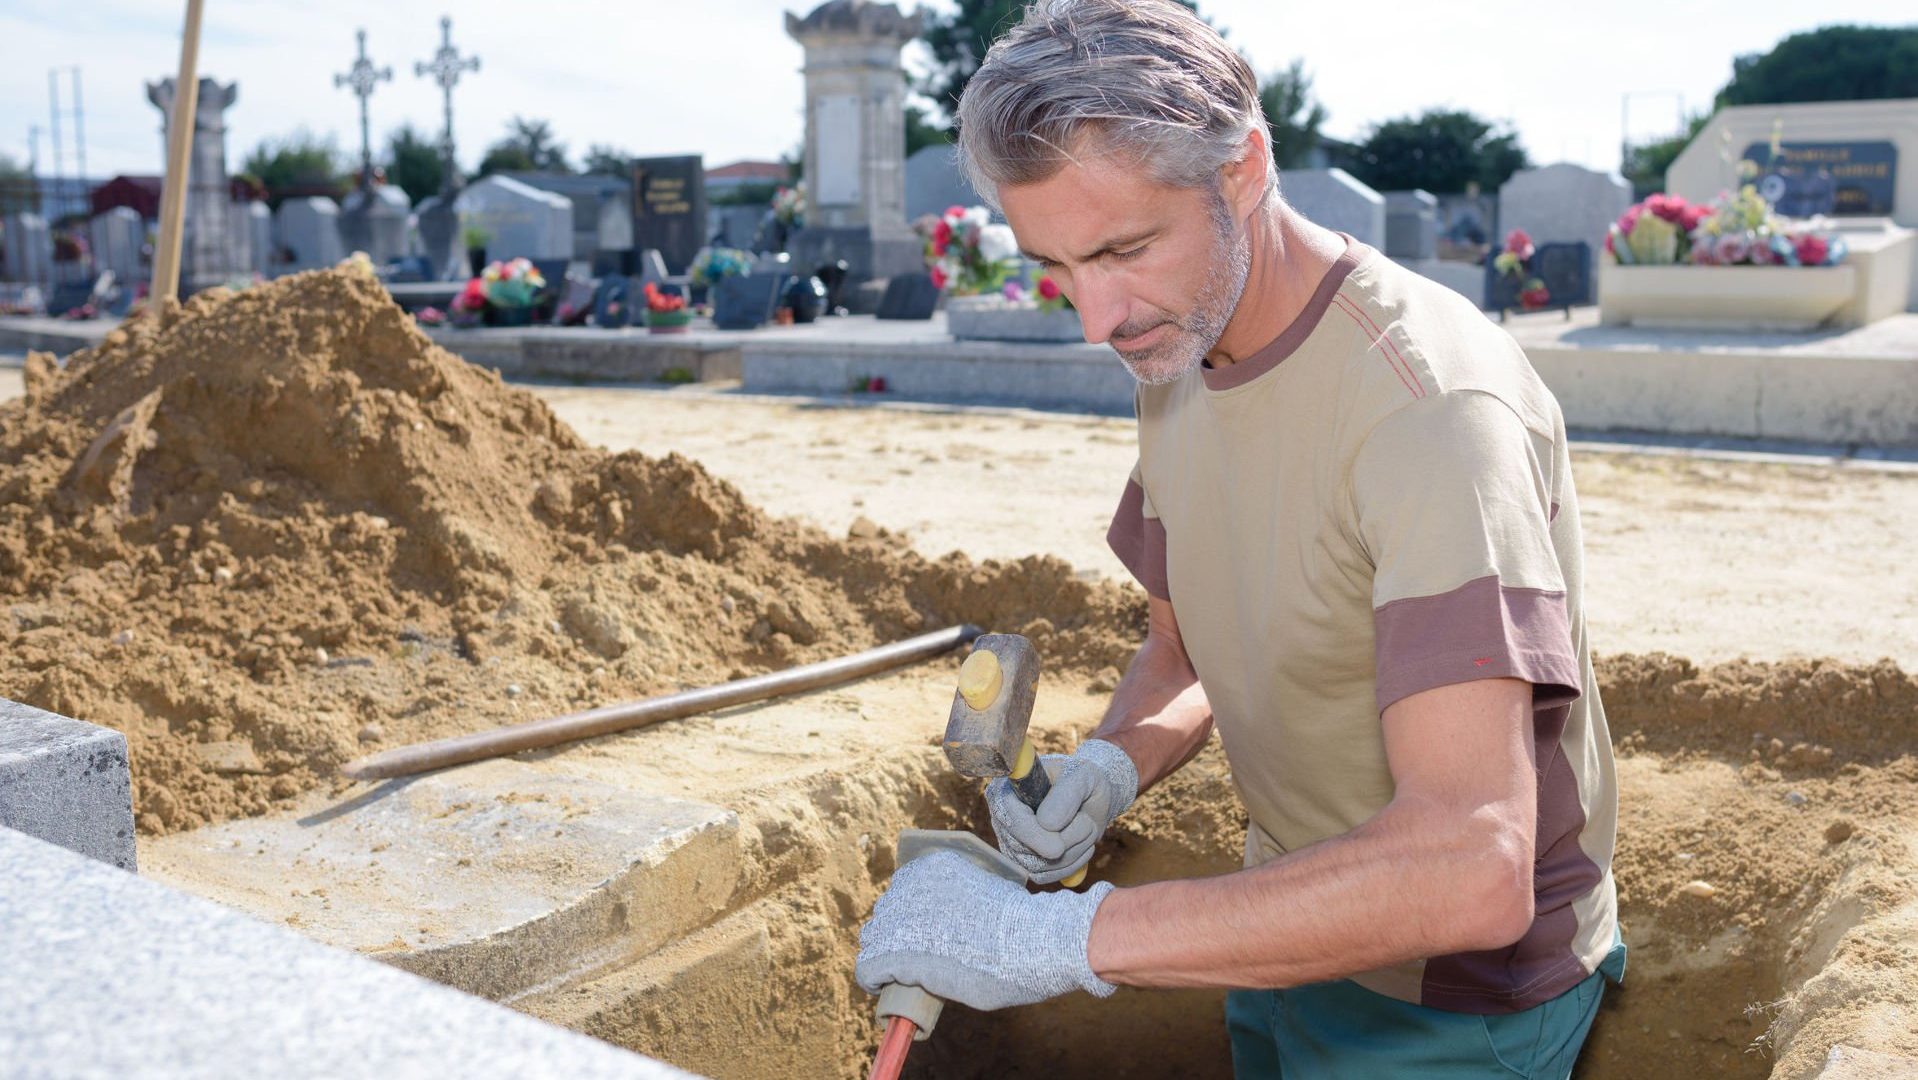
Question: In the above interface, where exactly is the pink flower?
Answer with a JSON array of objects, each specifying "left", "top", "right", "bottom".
[
  {"left": 1714, "top": 233, "right": 1751, "bottom": 265},
  {"left": 1617, "top": 205, "right": 1643, "bottom": 235},
  {"left": 1036, "top": 276, "right": 1061, "bottom": 301},
  {"left": 1503, "top": 229, "right": 1535, "bottom": 259},
  {"left": 1680, "top": 204, "right": 1711, "bottom": 233},
  {"left": 944, "top": 205, "right": 966, "bottom": 221},
  {"left": 1793, "top": 234, "right": 1830, "bottom": 267},
  {"left": 929, "top": 265, "right": 948, "bottom": 290},
  {"left": 1002, "top": 281, "right": 1026, "bottom": 302}
]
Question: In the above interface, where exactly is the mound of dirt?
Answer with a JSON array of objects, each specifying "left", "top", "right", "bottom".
[{"left": 0, "top": 263, "right": 1144, "bottom": 834}]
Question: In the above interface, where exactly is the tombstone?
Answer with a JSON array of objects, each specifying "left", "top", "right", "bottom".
[
  {"left": 1382, "top": 190, "right": 1438, "bottom": 262},
  {"left": 905, "top": 144, "right": 982, "bottom": 221},
  {"left": 243, "top": 201, "right": 272, "bottom": 275},
  {"left": 635, "top": 249, "right": 670, "bottom": 290},
  {"left": 595, "top": 194, "right": 634, "bottom": 275},
  {"left": 1667, "top": 100, "right": 1914, "bottom": 228},
  {"left": 414, "top": 194, "right": 462, "bottom": 280},
  {"left": 1281, "top": 169, "right": 1385, "bottom": 248},
  {"left": 876, "top": 271, "right": 938, "bottom": 320},
  {"left": 507, "top": 172, "right": 635, "bottom": 274},
  {"left": 1498, "top": 164, "right": 1633, "bottom": 250},
  {"left": 276, "top": 197, "right": 345, "bottom": 271},
  {"left": 1484, "top": 240, "right": 1592, "bottom": 312},
  {"left": 147, "top": 76, "right": 246, "bottom": 292},
  {"left": 554, "top": 277, "right": 595, "bottom": 325},
  {"left": 3, "top": 213, "right": 53, "bottom": 285},
  {"left": 592, "top": 274, "right": 632, "bottom": 328},
  {"left": 711, "top": 205, "right": 762, "bottom": 251},
  {"left": 454, "top": 175, "right": 574, "bottom": 262},
  {"left": 90, "top": 207, "right": 145, "bottom": 282},
  {"left": 340, "top": 184, "right": 410, "bottom": 266},
  {"left": 631, "top": 156, "right": 706, "bottom": 275},
  {"left": 784, "top": 1, "right": 927, "bottom": 282},
  {"left": 712, "top": 270, "right": 791, "bottom": 331}
]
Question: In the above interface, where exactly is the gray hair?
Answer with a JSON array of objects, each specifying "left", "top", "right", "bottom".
[{"left": 954, "top": 0, "right": 1272, "bottom": 209}]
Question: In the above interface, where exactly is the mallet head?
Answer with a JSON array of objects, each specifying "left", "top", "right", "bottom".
[{"left": 942, "top": 633, "right": 1040, "bottom": 779}]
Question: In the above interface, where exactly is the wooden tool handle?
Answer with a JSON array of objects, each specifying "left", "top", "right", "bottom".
[{"left": 1007, "top": 738, "right": 1087, "bottom": 888}]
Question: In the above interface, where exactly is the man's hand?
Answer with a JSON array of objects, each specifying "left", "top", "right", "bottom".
[
  {"left": 855, "top": 850, "right": 1119, "bottom": 1011},
  {"left": 985, "top": 739, "right": 1138, "bottom": 883}
]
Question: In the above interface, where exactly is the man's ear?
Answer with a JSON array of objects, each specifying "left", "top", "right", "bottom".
[{"left": 1220, "top": 127, "right": 1271, "bottom": 221}]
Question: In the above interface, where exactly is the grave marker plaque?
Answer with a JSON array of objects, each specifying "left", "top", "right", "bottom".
[
  {"left": 1742, "top": 141, "right": 1896, "bottom": 217},
  {"left": 632, "top": 155, "right": 706, "bottom": 276}
]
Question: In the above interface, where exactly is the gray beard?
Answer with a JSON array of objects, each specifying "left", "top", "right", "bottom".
[{"left": 1115, "top": 194, "right": 1254, "bottom": 387}]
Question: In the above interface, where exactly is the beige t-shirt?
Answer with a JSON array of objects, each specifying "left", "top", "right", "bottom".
[{"left": 1107, "top": 237, "right": 1618, "bottom": 1014}]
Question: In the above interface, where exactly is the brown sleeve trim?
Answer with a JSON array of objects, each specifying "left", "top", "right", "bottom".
[
  {"left": 1105, "top": 478, "right": 1170, "bottom": 601},
  {"left": 1373, "top": 574, "right": 1581, "bottom": 714}
]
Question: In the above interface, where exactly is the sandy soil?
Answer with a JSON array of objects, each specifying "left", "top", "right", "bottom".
[
  {"left": 9, "top": 367, "right": 1915, "bottom": 669},
  {"left": 533, "top": 385, "right": 1918, "bottom": 671}
]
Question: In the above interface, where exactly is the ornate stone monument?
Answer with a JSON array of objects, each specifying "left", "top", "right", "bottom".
[
  {"left": 146, "top": 76, "right": 245, "bottom": 293},
  {"left": 415, "top": 17, "right": 481, "bottom": 279},
  {"left": 784, "top": 0, "right": 927, "bottom": 282}
]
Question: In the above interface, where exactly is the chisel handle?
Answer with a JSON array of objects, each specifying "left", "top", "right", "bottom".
[{"left": 1007, "top": 737, "right": 1087, "bottom": 888}]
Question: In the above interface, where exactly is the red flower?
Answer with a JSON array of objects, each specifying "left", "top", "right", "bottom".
[
  {"left": 867, "top": 376, "right": 888, "bottom": 393},
  {"left": 1646, "top": 193, "right": 1686, "bottom": 224},
  {"left": 932, "top": 219, "right": 953, "bottom": 248},
  {"left": 643, "top": 282, "right": 685, "bottom": 313},
  {"left": 929, "top": 265, "right": 948, "bottom": 290},
  {"left": 1502, "top": 229, "right": 1535, "bottom": 260},
  {"left": 1680, "top": 204, "right": 1711, "bottom": 233},
  {"left": 1036, "top": 276, "right": 1061, "bottom": 300},
  {"left": 1793, "top": 233, "right": 1830, "bottom": 266}
]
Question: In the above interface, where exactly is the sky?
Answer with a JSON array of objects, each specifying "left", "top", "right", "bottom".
[{"left": 1, "top": 0, "right": 1912, "bottom": 184}]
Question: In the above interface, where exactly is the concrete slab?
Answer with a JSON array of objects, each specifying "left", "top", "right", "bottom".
[
  {"left": 0, "top": 825, "right": 694, "bottom": 1079},
  {"left": 0, "top": 698, "right": 136, "bottom": 871},
  {"left": 141, "top": 758, "right": 739, "bottom": 1002}
]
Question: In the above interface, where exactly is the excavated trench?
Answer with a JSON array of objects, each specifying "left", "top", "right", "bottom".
[{"left": 543, "top": 656, "right": 1918, "bottom": 1080}]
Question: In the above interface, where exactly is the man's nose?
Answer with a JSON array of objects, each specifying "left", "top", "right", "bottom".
[{"left": 1070, "top": 272, "right": 1129, "bottom": 346}]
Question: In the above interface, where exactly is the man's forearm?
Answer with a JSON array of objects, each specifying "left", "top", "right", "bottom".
[
  {"left": 1089, "top": 631, "right": 1213, "bottom": 794},
  {"left": 1084, "top": 794, "right": 1535, "bottom": 990}
]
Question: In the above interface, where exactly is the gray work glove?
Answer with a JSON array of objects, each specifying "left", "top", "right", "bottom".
[
  {"left": 855, "top": 849, "right": 1119, "bottom": 1011},
  {"left": 985, "top": 738, "right": 1138, "bottom": 884}
]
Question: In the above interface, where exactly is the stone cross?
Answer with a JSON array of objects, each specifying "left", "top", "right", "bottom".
[
  {"left": 334, "top": 29, "right": 392, "bottom": 191},
  {"left": 416, "top": 16, "right": 480, "bottom": 196}
]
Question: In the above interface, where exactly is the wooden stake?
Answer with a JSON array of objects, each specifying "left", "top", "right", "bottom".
[{"left": 151, "top": 0, "right": 206, "bottom": 305}]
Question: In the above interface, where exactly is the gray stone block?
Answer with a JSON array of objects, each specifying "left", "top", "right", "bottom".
[
  {"left": 0, "top": 826, "right": 696, "bottom": 1078},
  {"left": 0, "top": 698, "right": 136, "bottom": 871}
]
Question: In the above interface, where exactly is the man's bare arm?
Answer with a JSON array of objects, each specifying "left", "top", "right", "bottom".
[
  {"left": 1090, "top": 594, "right": 1214, "bottom": 794},
  {"left": 1085, "top": 677, "right": 1538, "bottom": 988}
]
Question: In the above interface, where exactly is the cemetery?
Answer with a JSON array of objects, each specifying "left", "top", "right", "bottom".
[{"left": 2, "top": 4, "right": 1917, "bottom": 1080}]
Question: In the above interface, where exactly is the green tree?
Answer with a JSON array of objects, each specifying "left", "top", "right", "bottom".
[
  {"left": 582, "top": 145, "right": 632, "bottom": 176},
  {"left": 475, "top": 116, "right": 570, "bottom": 178},
  {"left": 905, "top": 103, "right": 950, "bottom": 157},
  {"left": 917, "top": 0, "right": 1199, "bottom": 131},
  {"left": 1621, "top": 113, "right": 1711, "bottom": 199},
  {"left": 1259, "top": 59, "right": 1327, "bottom": 170},
  {"left": 241, "top": 129, "right": 346, "bottom": 206},
  {"left": 1345, "top": 109, "right": 1530, "bottom": 194},
  {"left": 385, "top": 124, "right": 444, "bottom": 206},
  {"left": 1719, "top": 25, "right": 1918, "bottom": 107},
  {"left": 0, "top": 153, "right": 36, "bottom": 215}
]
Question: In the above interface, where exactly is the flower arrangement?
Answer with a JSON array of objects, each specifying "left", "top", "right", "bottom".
[
  {"left": 480, "top": 257, "right": 546, "bottom": 308},
  {"left": 690, "top": 247, "right": 753, "bottom": 289},
  {"left": 414, "top": 305, "right": 447, "bottom": 328},
  {"left": 917, "top": 204, "right": 1020, "bottom": 295},
  {"left": 1607, "top": 187, "right": 1846, "bottom": 269},
  {"left": 450, "top": 278, "right": 488, "bottom": 327},
  {"left": 1492, "top": 229, "right": 1550, "bottom": 311},
  {"left": 643, "top": 282, "right": 692, "bottom": 332},
  {"left": 772, "top": 184, "right": 806, "bottom": 229}
]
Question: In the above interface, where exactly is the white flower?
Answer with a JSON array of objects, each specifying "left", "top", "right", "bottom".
[
  {"left": 977, "top": 223, "right": 1019, "bottom": 263},
  {"left": 961, "top": 206, "right": 991, "bottom": 230}
]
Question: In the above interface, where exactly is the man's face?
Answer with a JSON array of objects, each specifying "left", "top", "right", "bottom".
[{"left": 999, "top": 154, "right": 1251, "bottom": 385}]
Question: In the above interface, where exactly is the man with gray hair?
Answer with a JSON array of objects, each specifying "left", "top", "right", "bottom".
[{"left": 856, "top": 0, "right": 1625, "bottom": 1075}]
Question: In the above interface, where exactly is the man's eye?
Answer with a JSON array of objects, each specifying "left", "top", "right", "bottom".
[{"left": 1113, "top": 246, "right": 1146, "bottom": 260}]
